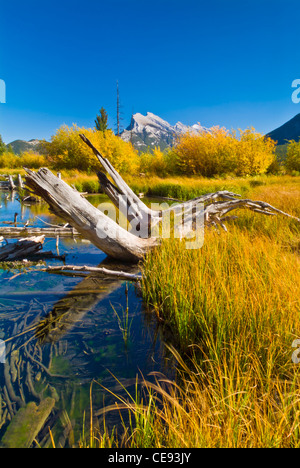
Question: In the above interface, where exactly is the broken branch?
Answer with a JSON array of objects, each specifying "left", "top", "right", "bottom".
[{"left": 44, "top": 264, "right": 141, "bottom": 281}]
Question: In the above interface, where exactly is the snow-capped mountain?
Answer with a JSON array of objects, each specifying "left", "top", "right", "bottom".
[{"left": 120, "top": 112, "right": 207, "bottom": 151}]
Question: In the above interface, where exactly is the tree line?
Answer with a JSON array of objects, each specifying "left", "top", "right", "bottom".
[{"left": 1, "top": 108, "right": 300, "bottom": 176}]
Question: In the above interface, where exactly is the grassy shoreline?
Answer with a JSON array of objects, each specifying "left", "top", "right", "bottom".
[
  {"left": 1, "top": 169, "right": 300, "bottom": 447},
  {"left": 136, "top": 178, "right": 300, "bottom": 447},
  {"left": 1, "top": 167, "right": 299, "bottom": 199},
  {"left": 91, "top": 177, "right": 300, "bottom": 448}
]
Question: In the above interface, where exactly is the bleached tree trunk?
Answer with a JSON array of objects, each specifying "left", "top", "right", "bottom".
[
  {"left": 8, "top": 175, "right": 16, "bottom": 191},
  {"left": 24, "top": 168, "right": 157, "bottom": 263}
]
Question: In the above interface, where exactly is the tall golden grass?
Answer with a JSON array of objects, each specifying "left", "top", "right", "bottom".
[{"left": 86, "top": 179, "right": 300, "bottom": 448}]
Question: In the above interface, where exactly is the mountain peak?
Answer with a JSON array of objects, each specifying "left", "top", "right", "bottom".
[
  {"left": 121, "top": 112, "right": 207, "bottom": 151},
  {"left": 7, "top": 139, "right": 42, "bottom": 154}
]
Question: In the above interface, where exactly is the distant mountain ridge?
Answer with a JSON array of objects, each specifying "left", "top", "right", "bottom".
[
  {"left": 120, "top": 112, "right": 207, "bottom": 151},
  {"left": 8, "top": 113, "right": 300, "bottom": 156},
  {"left": 266, "top": 113, "right": 300, "bottom": 145},
  {"left": 7, "top": 139, "right": 41, "bottom": 154},
  {"left": 5, "top": 113, "right": 205, "bottom": 154}
]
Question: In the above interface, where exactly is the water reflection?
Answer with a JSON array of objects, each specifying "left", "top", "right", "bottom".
[
  {"left": 0, "top": 191, "right": 171, "bottom": 447},
  {"left": 35, "top": 259, "right": 140, "bottom": 344}
]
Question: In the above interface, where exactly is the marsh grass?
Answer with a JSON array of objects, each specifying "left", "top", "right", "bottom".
[
  {"left": 0, "top": 169, "right": 101, "bottom": 194},
  {"left": 126, "top": 174, "right": 299, "bottom": 203},
  {"left": 1, "top": 167, "right": 298, "bottom": 198},
  {"left": 127, "top": 175, "right": 253, "bottom": 200},
  {"left": 111, "top": 284, "right": 133, "bottom": 349},
  {"left": 87, "top": 346, "right": 300, "bottom": 448},
  {"left": 57, "top": 171, "right": 101, "bottom": 193},
  {"left": 132, "top": 179, "right": 300, "bottom": 447},
  {"left": 86, "top": 178, "right": 300, "bottom": 448},
  {"left": 142, "top": 226, "right": 299, "bottom": 353}
]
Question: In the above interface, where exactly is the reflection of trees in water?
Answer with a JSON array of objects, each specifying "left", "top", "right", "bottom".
[{"left": 0, "top": 260, "right": 140, "bottom": 446}]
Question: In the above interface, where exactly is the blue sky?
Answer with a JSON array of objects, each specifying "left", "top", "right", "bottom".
[{"left": 0, "top": 0, "right": 300, "bottom": 143}]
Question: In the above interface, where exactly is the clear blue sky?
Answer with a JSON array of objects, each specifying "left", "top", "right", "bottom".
[{"left": 0, "top": 0, "right": 300, "bottom": 143}]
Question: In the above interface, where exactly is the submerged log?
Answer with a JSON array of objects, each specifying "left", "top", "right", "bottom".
[
  {"left": 0, "top": 236, "right": 45, "bottom": 261},
  {"left": 0, "top": 398, "right": 55, "bottom": 448}
]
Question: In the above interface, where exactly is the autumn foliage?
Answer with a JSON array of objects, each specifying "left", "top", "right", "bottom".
[
  {"left": 0, "top": 125, "right": 277, "bottom": 178},
  {"left": 173, "top": 127, "right": 276, "bottom": 177},
  {"left": 37, "top": 124, "right": 276, "bottom": 178},
  {"left": 39, "top": 125, "right": 140, "bottom": 174},
  {"left": 285, "top": 140, "right": 300, "bottom": 172},
  {"left": 0, "top": 151, "right": 47, "bottom": 169}
]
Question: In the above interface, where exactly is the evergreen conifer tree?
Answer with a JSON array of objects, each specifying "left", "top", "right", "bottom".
[{"left": 95, "top": 107, "right": 108, "bottom": 133}]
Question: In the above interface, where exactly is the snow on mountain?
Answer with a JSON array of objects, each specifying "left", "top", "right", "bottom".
[{"left": 120, "top": 112, "right": 208, "bottom": 151}]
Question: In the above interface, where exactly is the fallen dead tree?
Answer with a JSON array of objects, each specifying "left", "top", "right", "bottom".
[
  {"left": 23, "top": 136, "right": 300, "bottom": 263},
  {"left": 44, "top": 264, "right": 141, "bottom": 281},
  {"left": 0, "top": 226, "right": 79, "bottom": 238},
  {"left": 24, "top": 168, "right": 157, "bottom": 262},
  {"left": 0, "top": 236, "right": 45, "bottom": 261}
]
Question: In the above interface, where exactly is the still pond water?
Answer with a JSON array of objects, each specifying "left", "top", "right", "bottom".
[{"left": 0, "top": 191, "right": 173, "bottom": 447}]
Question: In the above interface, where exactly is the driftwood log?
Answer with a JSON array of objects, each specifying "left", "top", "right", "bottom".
[
  {"left": 0, "top": 236, "right": 45, "bottom": 261},
  {"left": 0, "top": 226, "right": 79, "bottom": 239},
  {"left": 24, "top": 168, "right": 157, "bottom": 262},
  {"left": 23, "top": 136, "right": 300, "bottom": 263},
  {"left": 45, "top": 264, "right": 141, "bottom": 281}
]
